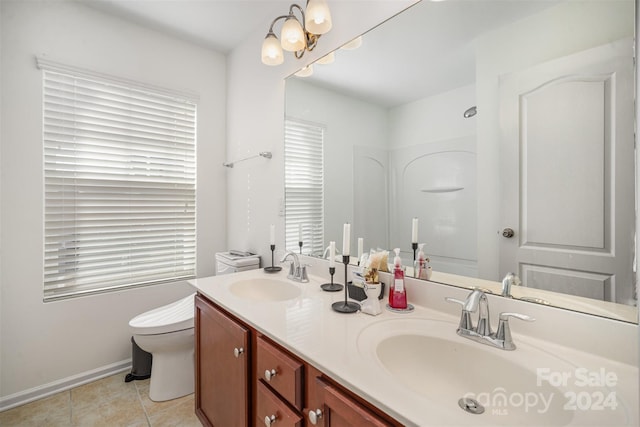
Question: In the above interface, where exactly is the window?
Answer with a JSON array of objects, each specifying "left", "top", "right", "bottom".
[
  {"left": 39, "top": 59, "right": 197, "bottom": 301},
  {"left": 284, "top": 118, "right": 324, "bottom": 255}
]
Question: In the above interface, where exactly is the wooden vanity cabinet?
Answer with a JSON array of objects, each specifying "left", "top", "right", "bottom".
[
  {"left": 256, "top": 335, "right": 304, "bottom": 410},
  {"left": 195, "top": 293, "right": 402, "bottom": 427},
  {"left": 306, "top": 366, "right": 400, "bottom": 427},
  {"left": 195, "top": 294, "right": 250, "bottom": 427}
]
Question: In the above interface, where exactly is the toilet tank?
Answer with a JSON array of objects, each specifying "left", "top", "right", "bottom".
[{"left": 215, "top": 251, "right": 261, "bottom": 275}]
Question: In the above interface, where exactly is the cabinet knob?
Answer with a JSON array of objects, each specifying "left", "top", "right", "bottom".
[
  {"left": 233, "top": 347, "right": 244, "bottom": 358},
  {"left": 264, "top": 414, "right": 277, "bottom": 427},
  {"left": 308, "top": 409, "right": 323, "bottom": 425},
  {"left": 264, "top": 369, "right": 277, "bottom": 381}
]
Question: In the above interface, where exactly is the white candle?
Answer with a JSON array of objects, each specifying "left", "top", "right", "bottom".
[
  {"left": 357, "top": 237, "right": 363, "bottom": 259},
  {"left": 298, "top": 224, "right": 302, "bottom": 242},
  {"left": 411, "top": 217, "right": 419, "bottom": 243},
  {"left": 329, "top": 241, "right": 335, "bottom": 268},
  {"left": 270, "top": 224, "right": 275, "bottom": 245},
  {"left": 342, "top": 223, "right": 351, "bottom": 256}
]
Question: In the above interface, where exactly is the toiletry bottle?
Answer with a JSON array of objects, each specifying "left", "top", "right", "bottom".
[
  {"left": 389, "top": 248, "right": 408, "bottom": 309},
  {"left": 415, "top": 243, "right": 428, "bottom": 280}
]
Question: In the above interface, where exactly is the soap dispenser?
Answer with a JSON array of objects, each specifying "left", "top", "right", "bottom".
[
  {"left": 414, "top": 243, "right": 431, "bottom": 280},
  {"left": 388, "top": 248, "right": 408, "bottom": 309}
]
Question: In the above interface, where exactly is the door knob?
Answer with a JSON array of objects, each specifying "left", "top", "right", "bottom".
[{"left": 502, "top": 228, "right": 515, "bottom": 238}]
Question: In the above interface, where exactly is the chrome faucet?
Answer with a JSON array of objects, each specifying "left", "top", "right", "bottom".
[
  {"left": 446, "top": 289, "right": 534, "bottom": 350},
  {"left": 322, "top": 245, "right": 341, "bottom": 259},
  {"left": 280, "top": 251, "right": 309, "bottom": 283},
  {"left": 501, "top": 272, "right": 521, "bottom": 297}
]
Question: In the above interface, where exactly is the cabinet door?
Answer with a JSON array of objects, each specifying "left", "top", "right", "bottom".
[
  {"left": 195, "top": 294, "right": 249, "bottom": 427},
  {"left": 314, "top": 376, "right": 393, "bottom": 427}
]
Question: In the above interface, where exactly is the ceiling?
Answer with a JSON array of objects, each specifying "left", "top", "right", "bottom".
[
  {"left": 80, "top": 0, "right": 561, "bottom": 107},
  {"left": 80, "top": 0, "right": 293, "bottom": 53},
  {"left": 299, "top": 0, "right": 561, "bottom": 107}
]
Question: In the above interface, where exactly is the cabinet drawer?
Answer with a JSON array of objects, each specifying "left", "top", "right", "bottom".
[
  {"left": 256, "top": 381, "right": 303, "bottom": 427},
  {"left": 256, "top": 336, "right": 303, "bottom": 410}
]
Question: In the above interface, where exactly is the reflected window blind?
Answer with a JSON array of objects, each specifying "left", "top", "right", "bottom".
[
  {"left": 41, "top": 63, "right": 197, "bottom": 301},
  {"left": 284, "top": 118, "right": 324, "bottom": 255}
]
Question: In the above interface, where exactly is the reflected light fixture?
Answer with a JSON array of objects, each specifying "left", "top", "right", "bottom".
[
  {"left": 341, "top": 36, "right": 362, "bottom": 51},
  {"left": 295, "top": 65, "right": 314, "bottom": 77},
  {"left": 261, "top": 0, "right": 332, "bottom": 66},
  {"left": 316, "top": 51, "right": 335, "bottom": 65}
]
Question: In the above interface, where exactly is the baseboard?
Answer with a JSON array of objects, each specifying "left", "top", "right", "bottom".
[{"left": 0, "top": 359, "right": 132, "bottom": 412}]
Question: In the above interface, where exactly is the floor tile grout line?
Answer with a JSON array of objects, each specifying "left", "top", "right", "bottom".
[
  {"left": 67, "top": 390, "right": 73, "bottom": 426},
  {"left": 134, "top": 380, "right": 153, "bottom": 427}
]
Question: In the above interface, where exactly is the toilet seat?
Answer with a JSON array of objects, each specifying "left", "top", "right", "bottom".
[{"left": 130, "top": 293, "right": 196, "bottom": 335}]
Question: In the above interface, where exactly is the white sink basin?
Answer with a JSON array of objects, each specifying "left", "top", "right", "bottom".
[
  {"left": 229, "top": 278, "right": 301, "bottom": 301},
  {"left": 358, "top": 318, "right": 633, "bottom": 426}
]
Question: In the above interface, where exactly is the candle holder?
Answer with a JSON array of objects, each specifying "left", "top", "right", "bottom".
[
  {"left": 412, "top": 242, "right": 418, "bottom": 263},
  {"left": 298, "top": 241, "right": 303, "bottom": 254},
  {"left": 264, "top": 244, "right": 282, "bottom": 273},
  {"left": 331, "top": 256, "right": 360, "bottom": 313},
  {"left": 321, "top": 266, "right": 343, "bottom": 292}
]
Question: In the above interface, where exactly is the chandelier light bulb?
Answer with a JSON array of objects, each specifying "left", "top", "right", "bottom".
[
  {"left": 281, "top": 16, "right": 306, "bottom": 52},
  {"left": 261, "top": 33, "right": 284, "bottom": 65},
  {"left": 305, "top": 0, "right": 332, "bottom": 34},
  {"left": 261, "top": 1, "right": 332, "bottom": 65}
]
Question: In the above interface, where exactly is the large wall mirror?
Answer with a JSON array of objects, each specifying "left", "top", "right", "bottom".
[{"left": 284, "top": 0, "right": 637, "bottom": 323}]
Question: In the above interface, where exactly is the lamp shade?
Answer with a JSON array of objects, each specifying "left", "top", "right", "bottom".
[
  {"left": 261, "top": 33, "right": 284, "bottom": 65},
  {"left": 294, "top": 65, "right": 313, "bottom": 77},
  {"left": 341, "top": 36, "right": 362, "bottom": 50},
  {"left": 305, "top": 0, "right": 332, "bottom": 34},
  {"left": 280, "top": 16, "right": 305, "bottom": 52},
  {"left": 316, "top": 51, "right": 335, "bottom": 65}
]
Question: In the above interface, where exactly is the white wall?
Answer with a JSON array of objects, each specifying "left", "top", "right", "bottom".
[
  {"left": 475, "top": 0, "right": 634, "bottom": 281},
  {"left": 388, "top": 84, "right": 476, "bottom": 149},
  {"left": 0, "top": 0, "right": 226, "bottom": 404},
  {"left": 285, "top": 79, "right": 388, "bottom": 253},
  {"left": 225, "top": 0, "right": 417, "bottom": 260}
]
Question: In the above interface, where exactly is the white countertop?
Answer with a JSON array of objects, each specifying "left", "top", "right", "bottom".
[{"left": 189, "top": 267, "right": 639, "bottom": 426}]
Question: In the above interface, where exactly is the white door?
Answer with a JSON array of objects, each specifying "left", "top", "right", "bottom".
[{"left": 499, "top": 39, "right": 635, "bottom": 304}]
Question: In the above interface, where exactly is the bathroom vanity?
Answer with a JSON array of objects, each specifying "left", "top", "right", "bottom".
[
  {"left": 194, "top": 293, "right": 400, "bottom": 426},
  {"left": 190, "top": 266, "right": 638, "bottom": 426}
]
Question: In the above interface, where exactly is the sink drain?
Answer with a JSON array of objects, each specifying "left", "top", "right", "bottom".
[{"left": 458, "top": 397, "right": 485, "bottom": 414}]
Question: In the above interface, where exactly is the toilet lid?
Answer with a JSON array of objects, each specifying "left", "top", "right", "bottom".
[{"left": 129, "top": 293, "right": 196, "bottom": 335}]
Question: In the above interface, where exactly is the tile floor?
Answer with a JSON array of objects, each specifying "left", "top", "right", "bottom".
[{"left": 0, "top": 373, "right": 202, "bottom": 426}]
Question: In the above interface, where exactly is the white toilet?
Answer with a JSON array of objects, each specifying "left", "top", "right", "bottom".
[{"left": 129, "top": 293, "right": 196, "bottom": 402}]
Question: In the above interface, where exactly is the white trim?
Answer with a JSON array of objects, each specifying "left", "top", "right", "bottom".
[
  {"left": 35, "top": 57, "right": 199, "bottom": 102},
  {"left": 0, "top": 359, "right": 131, "bottom": 412}
]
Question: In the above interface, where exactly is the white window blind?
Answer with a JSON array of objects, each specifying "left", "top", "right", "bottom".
[
  {"left": 41, "top": 61, "right": 197, "bottom": 301},
  {"left": 284, "top": 118, "right": 324, "bottom": 255}
]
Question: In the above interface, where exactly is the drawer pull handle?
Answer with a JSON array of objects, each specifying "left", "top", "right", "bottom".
[
  {"left": 308, "top": 408, "right": 323, "bottom": 425},
  {"left": 264, "top": 414, "right": 277, "bottom": 427},
  {"left": 264, "top": 369, "right": 277, "bottom": 381},
  {"left": 233, "top": 347, "right": 244, "bottom": 358}
]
